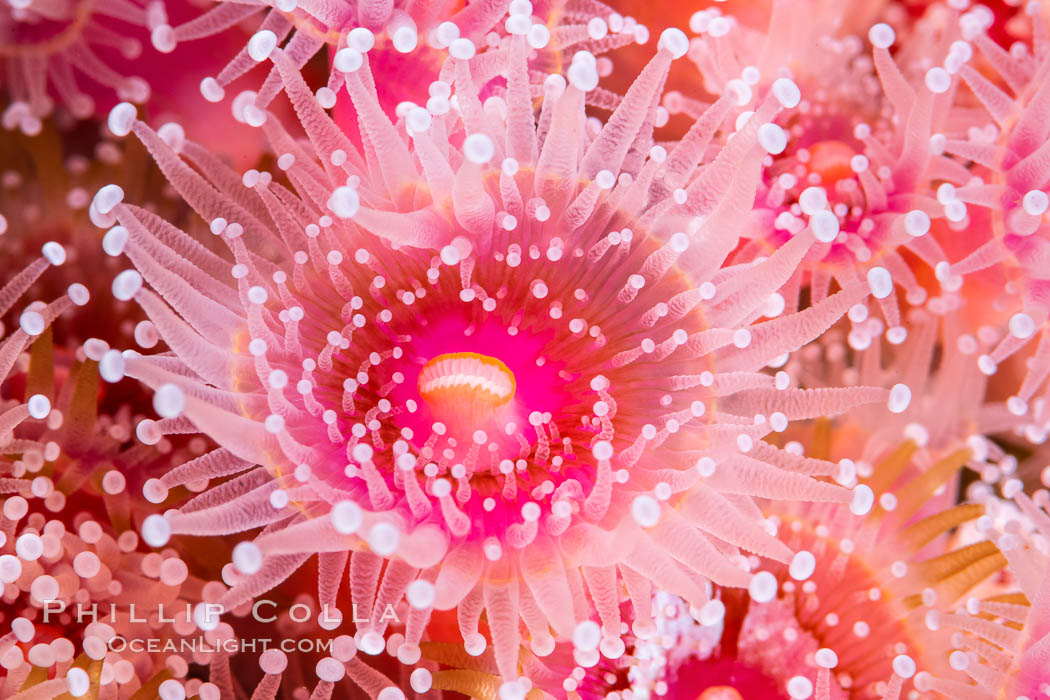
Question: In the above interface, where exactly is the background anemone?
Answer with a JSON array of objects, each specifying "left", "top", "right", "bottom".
[
  {"left": 681, "top": 0, "right": 998, "bottom": 347},
  {"left": 0, "top": 0, "right": 154, "bottom": 131},
  {"left": 154, "top": 0, "right": 651, "bottom": 125},
  {"left": 903, "top": 489, "right": 1050, "bottom": 699},
  {"left": 0, "top": 229, "right": 218, "bottom": 699}
]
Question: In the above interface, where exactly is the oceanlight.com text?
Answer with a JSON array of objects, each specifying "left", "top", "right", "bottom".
[{"left": 107, "top": 637, "right": 335, "bottom": 654}]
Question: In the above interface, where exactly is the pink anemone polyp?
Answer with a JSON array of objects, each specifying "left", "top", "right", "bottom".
[{"left": 98, "top": 17, "right": 895, "bottom": 685}]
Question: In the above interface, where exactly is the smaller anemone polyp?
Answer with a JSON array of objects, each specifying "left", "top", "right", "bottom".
[
  {"left": 686, "top": 4, "right": 983, "bottom": 342},
  {"left": 0, "top": 0, "right": 154, "bottom": 130}
]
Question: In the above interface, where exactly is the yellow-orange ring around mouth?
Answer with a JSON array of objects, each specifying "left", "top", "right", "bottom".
[{"left": 418, "top": 351, "right": 516, "bottom": 407}]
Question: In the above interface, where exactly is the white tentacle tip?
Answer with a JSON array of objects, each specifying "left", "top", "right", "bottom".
[
  {"left": 850, "top": 484, "right": 874, "bottom": 515},
  {"left": 331, "top": 500, "right": 362, "bottom": 534},
  {"left": 200, "top": 77, "right": 225, "bottom": 103},
  {"left": 866, "top": 266, "right": 893, "bottom": 299},
  {"left": 786, "top": 677, "right": 813, "bottom": 700},
  {"left": 67, "top": 668, "right": 90, "bottom": 697},
  {"left": 925, "top": 67, "right": 951, "bottom": 94},
  {"left": 151, "top": 24, "right": 177, "bottom": 53},
  {"left": 99, "top": 349, "right": 126, "bottom": 383},
  {"left": 449, "top": 37, "right": 476, "bottom": 60},
  {"left": 658, "top": 28, "right": 689, "bottom": 59},
  {"left": 143, "top": 477, "right": 169, "bottom": 502},
  {"left": 107, "top": 102, "right": 136, "bottom": 136},
  {"left": 334, "top": 48, "right": 363, "bottom": 73},
  {"left": 888, "top": 383, "right": 911, "bottom": 413},
  {"left": 631, "top": 494, "right": 660, "bottom": 527},
  {"left": 41, "top": 241, "right": 66, "bottom": 265},
  {"left": 157, "top": 122, "right": 186, "bottom": 152},
  {"left": 93, "top": 184, "right": 124, "bottom": 215},
  {"left": 771, "top": 78, "right": 801, "bottom": 108},
  {"left": 27, "top": 395, "right": 51, "bottom": 420},
  {"left": 102, "top": 226, "right": 129, "bottom": 256},
  {"left": 327, "top": 186, "right": 359, "bottom": 219},
  {"left": 758, "top": 122, "right": 787, "bottom": 155},
  {"left": 748, "top": 571, "right": 777, "bottom": 603},
  {"left": 463, "top": 133, "right": 494, "bottom": 164},
  {"left": 814, "top": 648, "right": 838, "bottom": 669},
  {"left": 67, "top": 283, "right": 90, "bottom": 306},
  {"left": 391, "top": 26, "right": 418, "bottom": 53},
  {"left": 892, "top": 654, "right": 916, "bottom": 679},
  {"left": 142, "top": 514, "right": 171, "bottom": 547},
  {"left": 232, "top": 541, "right": 264, "bottom": 575},
  {"left": 248, "top": 30, "right": 278, "bottom": 62},
  {"left": 112, "top": 269, "right": 143, "bottom": 301},
  {"left": 347, "top": 27, "right": 375, "bottom": 52},
  {"left": 868, "top": 23, "right": 895, "bottom": 49},
  {"left": 154, "top": 383, "right": 185, "bottom": 418}
]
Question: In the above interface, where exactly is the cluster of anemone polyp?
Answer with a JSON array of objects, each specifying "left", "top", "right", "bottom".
[{"left": 5, "top": 0, "right": 1050, "bottom": 698}]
